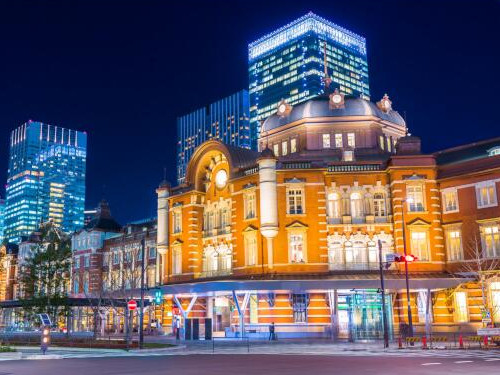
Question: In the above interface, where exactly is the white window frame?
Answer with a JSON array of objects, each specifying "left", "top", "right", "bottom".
[
  {"left": 406, "top": 183, "right": 425, "bottom": 212},
  {"left": 282, "top": 140, "right": 288, "bottom": 156},
  {"left": 172, "top": 244, "right": 182, "bottom": 275},
  {"left": 481, "top": 223, "right": 500, "bottom": 258},
  {"left": 475, "top": 181, "right": 498, "bottom": 209},
  {"left": 347, "top": 133, "right": 355, "bottom": 148},
  {"left": 290, "top": 138, "right": 297, "bottom": 153},
  {"left": 335, "top": 133, "right": 343, "bottom": 148},
  {"left": 444, "top": 225, "right": 463, "bottom": 261},
  {"left": 172, "top": 208, "right": 182, "bottom": 234},
  {"left": 410, "top": 229, "right": 430, "bottom": 261},
  {"left": 322, "top": 133, "right": 331, "bottom": 149},
  {"left": 442, "top": 188, "right": 459, "bottom": 213},
  {"left": 244, "top": 231, "right": 258, "bottom": 266},
  {"left": 273, "top": 143, "right": 279, "bottom": 157},
  {"left": 288, "top": 230, "right": 307, "bottom": 263},
  {"left": 327, "top": 191, "right": 341, "bottom": 219},
  {"left": 243, "top": 191, "right": 257, "bottom": 220},
  {"left": 454, "top": 291, "right": 469, "bottom": 323},
  {"left": 286, "top": 186, "right": 305, "bottom": 215}
]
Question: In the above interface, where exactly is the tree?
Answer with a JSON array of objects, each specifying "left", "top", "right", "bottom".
[{"left": 18, "top": 222, "right": 72, "bottom": 327}]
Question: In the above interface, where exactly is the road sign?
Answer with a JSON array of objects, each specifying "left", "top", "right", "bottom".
[
  {"left": 478, "top": 327, "right": 500, "bottom": 336},
  {"left": 481, "top": 309, "right": 492, "bottom": 323},
  {"left": 385, "top": 253, "right": 397, "bottom": 263},
  {"left": 38, "top": 313, "right": 52, "bottom": 326},
  {"left": 127, "top": 300, "right": 137, "bottom": 311}
]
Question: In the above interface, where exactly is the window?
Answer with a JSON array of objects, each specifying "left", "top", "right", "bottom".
[
  {"left": 172, "top": 245, "right": 182, "bottom": 275},
  {"left": 442, "top": 188, "right": 459, "bottom": 213},
  {"left": 84, "top": 255, "right": 90, "bottom": 268},
  {"left": 481, "top": 224, "right": 500, "bottom": 258},
  {"left": 292, "top": 293, "right": 308, "bottom": 323},
  {"left": 445, "top": 228, "right": 463, "bottom": 261},
  {"left": 245, "top": 233, "right": 257, "bottom": 266},
  {"left": 379, "top": 135, "right": 385, "bottom": 150},
  {"left": 350, "top": 192, "right": 364, "bottom": 218},
  {"left": 138, "top": 249, "right": 143, "bottom": 261},
  {"left": 220, "top": 207, "right": 230, "bottom": 228},
  {"left": 244, "top": 192, "right": 256, "bottom": 219},
  {"left": 289, "top": 233, "right": 305, "bottom": 263},
  {"left": 343, "top": 150, "right": 354, "bottom": 161},
  {"left": 83, "top": 272, "right": 89, "bottom": 293},
  {"left": 387, "top": 137, "right": 392, "bottom": 152},
  {"left": 476, "top": 182, "right": 497, "bottom": 208},
  {"left": 335, "top": 133, "right": 343, "bottom": 148},
  {"left": 322, "top": 134, "right": 330, "bottom": 148},
  {"left": 411, "top": 231, "right": 429, "bottom": 261},
  {"left": 488, "top": 147, "right": 500, "bottom": 157},
  {"left": 113, "top": 251, "right": 119, "bottom": 265},
  {"left": 172, "top": 209, "right": 182, "bottom": 233},
  {"left": 273, "top": 143, "right": 279, "bottom": 157},
  {"left": 490, "top": 282, "right": 500, "bottom": 322},
  {"left": 74, "top": 257, "right": 80, "bottom": 269},
  {"left": 367, "top": 241, "right": 378, "bottom": 265},
  {"left": 406, "top": 184, "right": 425, "bottom": 212},
  {"left": 373, "top": 193, "right": 386, "bottom": 217},
  {"left": 73, "top": 276, "right": 79, "bottom": 294},
  {"left": 327, "top": 192, "right": 341, "bottom": 219},
  {"left": 287, "top": 188, "right": 304, "bottom": 214},
  {"left": 347, "top": 133, "right": 355, "bottom": 148},
  {"left": 290, "top": 138, "right": 297, "bottom": 153},
  {"left": 454, "top": 291, "right": 468, "bottom": 322},
  {"left": 282, "top": 141, "right": 288, "bottom": 155},
  {"left": 149, "top": 247, "right": 157, "bottom": 259},
  {"left": 103, "top": 254, "right": 109, "bottom": 266}
]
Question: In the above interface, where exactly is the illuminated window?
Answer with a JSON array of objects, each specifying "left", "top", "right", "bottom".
[
  {"left": 282, "top": 141, "right": 288, "bottom": 155},
  {"left": 481, "top": 224, "right": 500, "bottom": 258},
  {"left": 490, "top": 282, "right": 500, "bottom": 322},
  {"left": 454, "top": 291, "right": 468, "bottom": 323},
  {"left": 442, "top": 188, "right": 459, "bottom": 213},
  {"left": 172, "top": 245, "right": 182, "bottom": 275},
  {"left": 289, "top": 233, "right": 305, "bottom": 263},
  {"left": 322, "top": 134, "right": 331, "bottom": 148},
  {"left": 327, "top": 192, "right": 341, "bottom": 219},
  {"left": 406, "top": 184, "right": 425, "bottom": 212},
  {"left": 347, "top": 133, "right": 355, "bottom": 148},
  {"left": 379, "top": 135, "right": 385, "bottom": 150},
  {"left": 273, "top": 143, "right": 279, "bottom": 157},
  {"left": 244, "top": 192, "right": 256, "bottom": 219},
  {"left": 373, "top": 192, "right": 386, "bottom": 217},
  {"left": 350, "top": 192, "right": 364, "bottom": 218},
  {"left": 245, "top": 232, "right": 258, "bottom": 266},
  {"left": 290, "top": 138, "right": 297, "bottom": 153},
  {"left": 287, "top": 188, "right": 304, "bottom": 214},
  {"left": 410, "top": 231, "right": 429, "bottom": 261},
  {"left": 335, "top": 134, "right": 343, "bottom": 148},
  {"left": 172, "top": 209, "right": 182, "bottom": 233},
  {"left": 476, "top": 181, "right": 497, "bottom": 208},
  {"left": 445, "top": 227, "right": 463, "bottom": 261},
  {"left": 387, "top": 137, "right": 392, "bottom": 152},
  {"left": 343, "top": 150, "right": 354, "bottom": 161}
]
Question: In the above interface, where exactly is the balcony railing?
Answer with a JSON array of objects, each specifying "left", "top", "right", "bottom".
[
  {"left": 329, "top": 262, "right": 380, "bottom": 271},
  {"left": 327, "top": 216, "right": 390, "bottom": 225},
  {"left": 203, "top": 226, "right": 231, "bottom": 238},
  {"left": 200, "top": 269, "right": 233, "bottom": 278}
]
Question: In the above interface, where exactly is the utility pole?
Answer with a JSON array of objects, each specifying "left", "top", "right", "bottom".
[
  {"left": 139, "top": 236, "right": 146, "bottom": 349},
  {"left": 378, "top": 240, "right": 389, "bottom": 348},
  {"left": 401, "top": 199, "right": 414, "bottom": 337}
]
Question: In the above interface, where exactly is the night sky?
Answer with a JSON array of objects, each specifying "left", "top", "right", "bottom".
[{"left": 0, "top": 0, "right": 499, "bottom": 224}]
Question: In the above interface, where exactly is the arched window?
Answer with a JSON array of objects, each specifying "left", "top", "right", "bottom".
[
  {"left": 373, "top": 192, "right": 386, "bottom": 217},
  {"left": 172, "top": 245, "right": 182, "bottom": 275},
  {"left": 367, "top": 241, "right": 378, "bottom": 266},
  {"left": 217, "top": 244, "right": 232, "bottom": 272},
  {"left": 350, "top": 192, "right": 364, "bottom": 218},
  {"left": 203, "top": 246, "right": 218, "bottom": 274},
  {"left": 327, "top": 238, "right": 344, "bottom": 270},
  {"left": 327, "top": 192, "right": 341, "bottom": 219}
]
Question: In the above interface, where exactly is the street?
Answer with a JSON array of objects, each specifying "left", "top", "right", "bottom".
[{"left": 1, "top": 354, "right": 499, "bottom": 375}]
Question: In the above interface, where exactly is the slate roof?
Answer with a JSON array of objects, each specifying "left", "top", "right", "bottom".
[{"left": 83, "top": 200, "right": 121, "bottom": 232}]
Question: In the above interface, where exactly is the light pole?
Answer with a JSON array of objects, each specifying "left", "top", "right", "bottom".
[
  {"left": 139, "top": 235, "right": 146, "bottom": 349},
  {"left": 400, "top": 198, "right": 414, "bottom": 337},
  {"left": 378, "top": 239, "right": 389, "bottom": 348}
]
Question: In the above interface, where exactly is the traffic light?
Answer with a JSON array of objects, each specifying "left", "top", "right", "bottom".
[
  {"left": 154, "top": 290, "right": 162, "bottom": 304},
  {"left": 394, "top": 254, "right": 418, "bottom": 263},
  {"left": 41, "top": 326, "right": 50, "bottom": 354}
]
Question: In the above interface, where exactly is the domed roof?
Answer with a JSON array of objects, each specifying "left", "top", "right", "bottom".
[{"left": 261, "top": 96, "right": 405, "bottom": 133}]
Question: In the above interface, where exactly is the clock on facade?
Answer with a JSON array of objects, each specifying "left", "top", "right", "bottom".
[
  {"left": 215, "top": 169, "right": 228, "bottom": 189},
  {"left": 276, "top": 99, "right": 291, "bottom": 117},
  {"left": 329, "top": 89, "right": 345, "bottom": 109}
]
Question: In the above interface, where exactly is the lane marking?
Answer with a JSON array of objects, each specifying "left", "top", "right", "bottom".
[
  {"left": 485, "top": 358, "right": 500, "bottom": 361},
  {"left": 454, "top": 360, "right": 473, "bottom": 363},
  {"left": 421, "top": 362, "right": 441, "bottom": 366}
]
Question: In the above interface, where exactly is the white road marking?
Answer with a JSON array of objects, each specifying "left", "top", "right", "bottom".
[
  {"left": 454, "top": 360, "right": 473, "bottom": 363},
  {"left": 421, "top": 362, "right": 441, "bottom": 366},
  {"left": 485, "top": 358, "right": 500, "bottom": 361}
]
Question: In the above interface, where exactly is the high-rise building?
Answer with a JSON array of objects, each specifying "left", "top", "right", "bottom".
[
  {"left": 0, "top": 198, "right": 5, "bottom": 243},
  {"left": 176, "top": 89, "right": 251, "bottom": 184},
  {"left": 4, "top": 121, "right": 87, "bottom": 244},
  {"left": 249, "top": 12, "right": 370, "bottom": 142}
]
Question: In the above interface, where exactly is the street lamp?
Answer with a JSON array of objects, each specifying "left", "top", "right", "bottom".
[{"left": 400, "top": 197, "right": 414, "bottom": 338}]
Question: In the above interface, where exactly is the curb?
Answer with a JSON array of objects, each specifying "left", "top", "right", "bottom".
[{"left": 22, "top": 354, "right": 62, "bottom": 360}]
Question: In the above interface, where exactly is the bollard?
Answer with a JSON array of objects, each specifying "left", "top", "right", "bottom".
[
  {"left": 398, "top": 336, "right": 403, "bottom": 349},
  {"left": 422, "top": 336, "right": 427, "bottom": 350},
  {"left": 459, "top": 334, "right": 464, "bottom": 349},
  {"left": 483, "top": 335, "right": 488, "bottom": 349}
]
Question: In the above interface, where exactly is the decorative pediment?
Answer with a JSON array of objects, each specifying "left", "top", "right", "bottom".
[
  {"left": 285, "top": 220, "right": 308, "bottom": 230},
  {"left": 242, "top": 225, "right": 258, "bottom": 233},
  {"left": 284, "top": 177, "right": 305, "bottom": 184},
  {"left": 407, "top": 218, "right": 431, "bottom": 227},
  {"left": 171, "top": 239, "right": 184, "bottom": 246}
]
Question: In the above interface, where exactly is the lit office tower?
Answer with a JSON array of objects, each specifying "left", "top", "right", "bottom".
[
  {"left": 249, "top": 12, "right": 370, "bottom": 141},
  {"left": 4, "top": 121, "right": 87, "bottom": 243},
  {"left": 0, "top": 198, "right": 5, "bottom": 242},
  {"left": 177, "top": 89, "right": 251, "bottom": 184}
]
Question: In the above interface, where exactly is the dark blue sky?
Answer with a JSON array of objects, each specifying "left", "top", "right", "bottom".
[{"left": 0, "top": 0, "right": 499, "bottom": 224}]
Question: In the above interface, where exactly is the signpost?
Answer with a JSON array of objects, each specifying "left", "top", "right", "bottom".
[
  {"left": 481, "top": 309, "right": 492, "bottom": 324},
  {"left": 128, "top": 299, "right": 137, "bottom": 311}
]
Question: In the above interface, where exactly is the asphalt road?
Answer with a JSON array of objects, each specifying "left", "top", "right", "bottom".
[{"left": 1, "top": 355, "right": 499, "bottom": 375}]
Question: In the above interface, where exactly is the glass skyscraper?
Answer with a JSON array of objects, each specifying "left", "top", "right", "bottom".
[
  {"left": 249, "top": 12, "right": 370, "bottom": 142},
  {"left": 4, "top": 121, "right": 87, "bottom": 244},
  {"left": 177, "top": 89, "right": 251, "bottom": 184}
]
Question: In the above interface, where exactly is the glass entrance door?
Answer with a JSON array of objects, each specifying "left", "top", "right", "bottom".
[{"left": 347, "top": 291, "right": 392, "bottom": 340}]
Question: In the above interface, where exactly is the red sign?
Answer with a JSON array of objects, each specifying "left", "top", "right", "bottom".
[{"left": 128, "top": 300, "right": 137, "bottom": 311}]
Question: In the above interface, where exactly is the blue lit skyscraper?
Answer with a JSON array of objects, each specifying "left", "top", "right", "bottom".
[
  {"left": 0, "top": 198, "right": 5, "bottom": 243},
  {"left": 177, "top": 89, "right": 251, "bottom": 184},
  {"left": 4, "top": 121, "right": 87, "bottom": 243},
  {"left": 249, "top": 12, "right": 370, "bottom": 141}
]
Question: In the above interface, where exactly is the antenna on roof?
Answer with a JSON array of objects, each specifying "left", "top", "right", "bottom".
[{"left": 403, "top": 111, "right": 409, "bottom": 135}]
